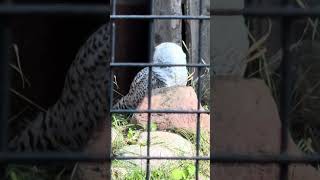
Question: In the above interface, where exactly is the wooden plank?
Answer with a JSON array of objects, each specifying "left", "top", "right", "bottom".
[
  {"left": 185, "top": 0, "right": 210, "bottom": 104},
  {"left": 153, "top": 0, "right": 182, "bottom": 46},
  {"left": 152, "top": 0, "right": 210, "bottom": 104},
  {"left": 185, "top": 0, "right": 210, "bottom": 65}
]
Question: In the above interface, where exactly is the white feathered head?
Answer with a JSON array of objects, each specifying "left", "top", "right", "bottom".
[
  {"left": 153, "top": 42, "right": 187, "bottom": 64},
  {"left": 152, "top": 42, "right": 188, "bottom": 86}
]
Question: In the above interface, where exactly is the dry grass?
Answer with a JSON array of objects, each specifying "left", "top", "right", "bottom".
[
  {"left": 244, "top": 0, "right": 320, "bottom": 157},
  {"left": 246, "top": 18, "right": 280, "bottom": 105}
]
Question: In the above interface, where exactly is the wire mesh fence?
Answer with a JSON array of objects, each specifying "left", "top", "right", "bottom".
[
  {"left": 212, "top": 1, "right": 320, "bottom": 180},
  {"left": 0, "top": 1, "right": 210, "bottom": 180},
  {"left": 2, "top": 0, "right": 320, "bottom": 180},
  {"left": 110, "top": 0, "right": 209, "bottom": 179}
]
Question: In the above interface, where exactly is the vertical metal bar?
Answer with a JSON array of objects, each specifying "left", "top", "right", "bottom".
[
  {"left": 210, "top": 30, "right": 214, "bottom": 180},
  {"left": 0, "top": 18, "right": 10, "bottom": 179},
  {"left": 195, "top": 0, "right": 203, "bottom": 179},
  {"left": 149, "top": 0, "right": 155, "bottom": 58},
  {"left": 111, "top": 0, "right": 116, "bottom": 17},
  {"left": 0, "top": 2, "right": 10, "bottom": 152},
  {"left": 146, "top": 66, "right": 152, "bottom": 180},
  {"left": 110, "top": 0, "right": 117, "bottom": 179},
  {"left": 146, "top": 2, "right": 154, "bottom": 180},
  {"left": 110, "top": 0, "right": 117, "bottom": 108},
  {"left": 279, "top": 20, "right": 290, "bottom": 180},
  {"left": 146, "top": 1, "right": 154, "bottom": 180},
  {"left": 210, "top": 0, "right": 214, "bottom": 176},
  {"left": 280, "top": 1, "right": 289, "bottom": 180}
]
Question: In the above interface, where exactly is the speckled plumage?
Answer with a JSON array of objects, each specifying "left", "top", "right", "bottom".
[
  {"left": 9, "top": 23, "right": 111, "bottom": 152},
  {"left": 113, "top": 42, "right": 188, "bottom": 109}
]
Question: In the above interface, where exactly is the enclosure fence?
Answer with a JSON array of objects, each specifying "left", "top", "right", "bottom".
[
  {"left": 110, "top": 0, "right": 209, "bottom": 179},
  {"left": 212, "top": 2, "right": 320, "bottom": 180},
  {"left": 1, "top": 1, "right": 320, "bottom": 180},
  {"left": 0, "top": 1, "right": 211, "bottom": 180}
]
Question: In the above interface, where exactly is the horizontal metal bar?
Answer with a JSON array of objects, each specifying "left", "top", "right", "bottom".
[
  {"left": 0, "top": 152, "right": 209, "bottom": 163},
  {"left": 110, "top": 62, "right": 210, "bottom": 67},
  {"left": 3, "top": 5, "right": 320, "bottom": 17},
  {"left": 111, "top": 15, "right": 210, "bottom": 20},
  {"left": 0, "top": 4, "right": 109, "bottom": 16},
  {"left": 111, "top": 109, "right": 210, "bottom": 114},
  {"left": 113, "top": 156, "right": 210, "bottom": 160},
  {"left": 212, "top": 154, "right": 320, "bottom": 164},
  {"left": 211, "top": 7, "right": 320, "bottom": 17},
  {"left": 2, "top": 153, "right": 320, "bottom": 164}
]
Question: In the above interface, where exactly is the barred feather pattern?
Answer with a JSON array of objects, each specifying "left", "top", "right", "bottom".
[
  {"left": 9, "top": 23, "right": 111, "bottom": 152},
  {"left": 113, "top": 42, "right": 188, "bottom": 110},
  {"left": 113, "top": 68, "right": 166, "bottom": 109}
]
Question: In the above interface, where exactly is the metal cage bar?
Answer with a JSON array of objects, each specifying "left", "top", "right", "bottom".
[
  {"left": 110, "top": 3, "right": 209, "bottom": 180},
  {"left": 0, "top": 21, "right": 9, "bottom": 152},
  {"left": 110, "top": 63, "right": 210, "bottom": 67},
  {"left": 110, "top": 15, "right": 209, "bottom": 19},
  {"left": 0, "top": 17, "right": 10, "bottom": 179},
  {"left": 279, "top": 0, "right": 290, "bottom": 179},
  {"left": 208, "top": 7, "right": 320, "bottom": 166},
  {"left": 211, "top": 7, "right": 320, "bottom": 17},
  {"left": 0, "top": 0, "right": 318, "bottom": 180},
  {"left": 195, "top": 0, "right": 204, "bottom": 179},
  {"left": 2, "top": 152, "right": 320, "bottom": 164},
  {"left": 146, "top": 1, "right": 154, "bottom": 179},
  {"left": 109, "top": 0, "right": 210, "bottom": 179}
]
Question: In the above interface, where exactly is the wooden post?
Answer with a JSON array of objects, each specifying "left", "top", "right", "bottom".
[
  {"left": 153, "top": 0, "right": 182, "bottom": 46},
  {"left": 152, "top": 0, "right": 210, "bottom": 103},
  {"left": 184, "top": 0, "right": 210, "bottom": 104},
  {"left": 184, "top": 0, "right": 210, "bottom": 65},
  {"left": 153, "top": 0, "right": 210, "bottom": 64}
]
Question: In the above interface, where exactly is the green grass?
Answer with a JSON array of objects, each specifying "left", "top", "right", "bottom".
[
  {"left": 111, "top": 113, "right": 210, "bottom": 179},
  {"left": 112, "top": 160, "right": 204, "bottom": 180}
]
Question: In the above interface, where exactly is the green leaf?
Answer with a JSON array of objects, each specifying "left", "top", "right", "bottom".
[
  {"left": 170, "top": 169, "right": 184, "bottom": 180},
  {"left": 186, "top": 165, "right": 195, "bottom": 176}
]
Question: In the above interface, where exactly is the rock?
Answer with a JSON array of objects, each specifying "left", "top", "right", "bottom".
[
  {"left": 117, "top": 131, "right": 195, "bottom": 169},
  {"left": 132, "top": 86, "right": 210, "bottom": 132},
  {"left": 118, "top": 144, "right": 176, "bottom": 169},
  {"left": 138, "top": 131, "right": 195, "bottom": 156},
  {"left": 213, "top": 77, "right": 320, "bottom": 180}
]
